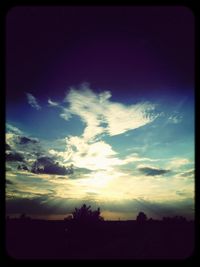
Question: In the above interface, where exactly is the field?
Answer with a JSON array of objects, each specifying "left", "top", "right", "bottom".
[{"left": 6, "top": 219, "right": 194, "bottom": 260}]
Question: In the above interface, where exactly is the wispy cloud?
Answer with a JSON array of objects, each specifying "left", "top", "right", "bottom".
[
  {"left": 47, "top": 99, "right": 72, "bottom": 120},
  {"left": 59, "top": 84, "right": 158, "bottom": 140},
  {"left": 179, "top": 169, "right": 194, "bottom": 178},
  {"left": 60, "top": 108, "right": 72, "bottom": 120},
  {"left": 26, "top": 93, "right": 41, "bottom": 110},
  {"left": 122, "top": 153, "right": 159, "bottom": 164},
  {"left": 168, "top": 158, "right": 190, "bottom": 169},
  {"left": 6, "top": 123, "right": 23, "bottom": 135},
  {"left": 168, "top": 114, "right": 183, "bottom": 124},
  {"left": 47, "top": 98, "right": 59, "bottom": 107}
]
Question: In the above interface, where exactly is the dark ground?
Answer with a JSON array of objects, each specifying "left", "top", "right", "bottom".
[{"left": 6, "top": 219, "right": 194, "bottom": 260}]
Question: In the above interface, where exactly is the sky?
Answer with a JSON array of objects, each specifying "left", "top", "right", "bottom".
[{"left": 6, "top": 6, "right": 194, "bottom": 220}]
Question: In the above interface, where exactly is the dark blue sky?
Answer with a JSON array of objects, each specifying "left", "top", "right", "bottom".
[{"left": 6, "top": 6, "right": 194, "bottom": 103}]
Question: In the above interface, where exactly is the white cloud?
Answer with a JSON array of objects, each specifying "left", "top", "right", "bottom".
[
  {"left": 49, "top": 135, "right": 123, "bottom": 171},
  {"left": 26, "top": 93, "right": 41, "bottom": 110},
  {"left": 61, "top": 85, "right": 158, "bottom": 140},
  {"left": 47, "top": 98, "right": 72, "bottom": 120},
  {"left": 105, "top": 102, "right": 156, "bottom": 136},
  {"left": 47, "top": 86, "right": 159, "bottom": 173},
  {"left": 6, "top": 133, "right": 16, "bottom": 146},
  {"left": 48, "top": 98, "right": 59, "bottom": 107},
  {"left": 6, "top": 123, "right": 23, "bottom": 135},
  {"left": 168, "top": 158, "right": 190, "bottom": 168},
  {"left": 122, "top": 153, "right": 159, "bottom": 164},
  {"left": 49, "top": 136, "right": 162, "bottom": 172},
  {"left": 59, "top": 108, "right": 72, "bottom": 120},
  {"left": 167, "top": 113, "right": 183, "bottom": 124},
  {"left": 62, "top": 136, "right": 121, "bottom": 171}
]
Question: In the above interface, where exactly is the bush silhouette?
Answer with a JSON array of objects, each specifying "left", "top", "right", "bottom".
[
  {"left": 72, "top": 204, "right": 103, "bottom": 222},
  {"left": 136, "top": 211, "right": 147, "bottom": 222}
]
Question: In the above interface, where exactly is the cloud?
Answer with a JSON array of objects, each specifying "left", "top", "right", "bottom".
[
  {"left": 6, "top": 179, "right": 14, "bottom": 185},
  {"left": 122, "top": 153, "right": 159, "bottom": 165},
  {"left": 48, "top": 98, "right": 59, "bottom": 107},
  {"left": 6, "top": 195, "right": 89, "bottom": 216},
  {"left": 47, "top": 99, "right": 72, "bottom": 120},
  {"left": 5, "top": 125, "right": 79, "bottom": 177},
  {"left": 167, "top": 113, "right": 183, "bottom": 124},
  {"left": 68, "top": 169, "right": 93, "bottom": 180},
  {"left": 60, "top": 84, "right": 158, "bottom": 140},
  {"left": 6, "top": 129, "right": 43, "bottom": 161},
  {"left": 31, "top": 156, "right": 73, "bottom": 175},
  {"left": 6, "top": 143, "right": 11, "bottom": 150},
  {"left": 60, "top": 108, "right": 72, "bottom": 120},
  {"left": 49, "top": 138, "right": 162, "bottom": 172},
  {"left": 180, "top": 169, "right": 194, "bottom": 178},
  {"left": 45, "top": 85, "right": 159, "bottom": 172},
  {"left": 176, "top": 190, "right": 190, "bottom": 197},
  {"left": 17, "top": 163, "right": 29, "bottom": 171},
  {"left": 6, "top": 196, "right": 55, "bottom": 215},
  {"left": 101, "top": 197, "right": 194, "bottom": 220},
  {"left": 6, "top": 123, "right": 23, "bottom": 135},
  {"left": 26, "top": 93, "right": 41, "bottom": 110},
  {"left": 168, "top": 158, "right": 190, "bottom": 168},
  {"left": 59, "top": 136, "right": 122, "bottom": 171},
  {"left": 6, "top": 151, "right": 24, "bottom": 162},
  {"left": 18, "top": 136, "right": 38, "bottom": 145},
  {"left": 138, "top": 166, "right": 170, "bottom": 176},
  {"left": 6, "top": 195, "right": 194, "bottom": 220},
  {"left": 6, "top": 132, "right": 38, "bottom": 147}
]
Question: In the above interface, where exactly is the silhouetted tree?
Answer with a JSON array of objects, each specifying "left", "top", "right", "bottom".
[
  {"left": 136, "top": 212, "right": 147, "bottom": 222},
  {"left": 72, "top": 204, "right": 103, "bottom": 222}
]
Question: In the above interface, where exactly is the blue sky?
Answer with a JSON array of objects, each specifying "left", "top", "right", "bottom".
[{"left": 6, "top": 6, "right": 194, "bottom": 220}]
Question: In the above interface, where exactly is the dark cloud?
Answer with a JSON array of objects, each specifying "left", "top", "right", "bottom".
[
  {"left": 55, "top": 167, "right": 92, "bottom": 180},
  {"left": 6, "top": 179, "right": 14, "bottom": 185},
  {"left": 17, "top": 164, "right": 29, "bottom": 171},
  {"left": 6, "top": 197, "right": 55, "bottom": 215},
  {"left": 31, "top": 156, "right": 73, "bottom": 175},
  {"left": 18, "top": 136, "right": 38, "bottom": 145},
  {"left": 6, "top": 196, "right": 194, "bottom": 220},
  {"left": 6, "top": 132, "right": 73, "bottom": 175},
  {"left": 6, "top": 196, "right": 84, "bottom": 215},
  {"left": 69, "top": 167, "right": 92, "bottom": 179},
  {"left": 133, "top": 198, "right": 194, "bottom": 219},
  {"left": 139, "top": 167, "right": 170, "bottom": 176},
  {"left": 6, "top": 132, "right": 46, "bottom": 170},
  {"left": 180, "top": 170, "right": 194, "bottom": 177},
  {"left": 100, "top": 197, "right": 194, "bottom": 220},
  {"left": 6, "top": 151, "right": 24, "bottom": 162},
  {"left": 176, "top": 190, "right": 188, "bottom": 196},
  {"left": 6, "top": 143, "right": 11, "bottom": 150}
]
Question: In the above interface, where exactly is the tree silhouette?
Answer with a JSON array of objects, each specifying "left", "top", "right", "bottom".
[
  {"left": 136, "top": 211, "right": 147, "bottom": 222},
  {"left": 72, "top": 204, "right": 103, "bottom": 222}
]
